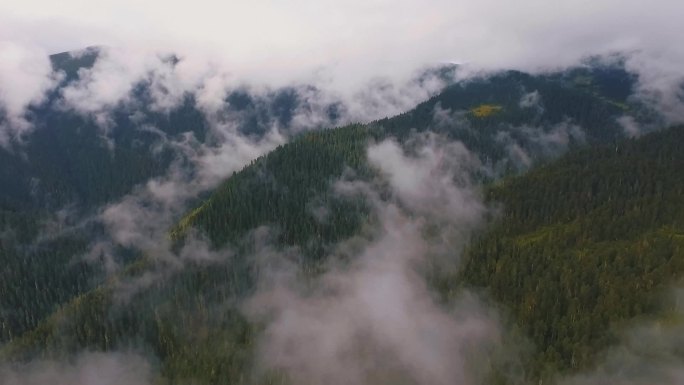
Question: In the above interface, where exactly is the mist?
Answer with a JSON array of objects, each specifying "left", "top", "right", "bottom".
[
  {"left": 243, "top": 136, "right": 510, "bottom": 385},
  {"left": 0, "top": 42, "right": 61, "bottom": 143},
  {"left": 559, "top": 289, "right": 684, "bottom": 385},
  {"left": 2, "top": 0, "right": 684, "bottom": 142},
  {"left": 2, "top": 1, "right": 684, "bottom": 104},
  {"left": 0, "top": 352, "right": 152, "bottom": 385}
]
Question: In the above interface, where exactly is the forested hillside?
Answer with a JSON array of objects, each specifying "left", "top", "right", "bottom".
[
  {"left": 174, "top": 63, "right": 644, "bottom": 248},
  {"left": 5, "top": 124, "right": 683, "bottom": 384},
  {"left": 2, "top": 53, "right": 680, "bottom": 385},
  {"left": 0, "top": 49, "right": 337, "bottom": 212},
  {"left": 0, "top": 49, "right": 351, "bottom": 345},
  {"left": 461, "top": 125, "right": 684, "bottom": 379}
]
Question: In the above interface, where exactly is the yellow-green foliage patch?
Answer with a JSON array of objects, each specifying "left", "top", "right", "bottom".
[
  {"left": 601, "top": 97, "right": 630, "bottom": 111},
  {"left": 169, "top": 204, "right": 206, "bottom": 241},
  {"left": 573, "top": 75, "right": 593, "bottom": 87},
  {"left": 470, "top": 104, "right": 503, "bottom": 118}
]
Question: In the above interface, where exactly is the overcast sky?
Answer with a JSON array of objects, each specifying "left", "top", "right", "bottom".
[
  {"left": 1, "top": 0, "right": 683, "bottom": 83},
  {"left": 1, "top": 0, "right": 683, "bottom": 134}
]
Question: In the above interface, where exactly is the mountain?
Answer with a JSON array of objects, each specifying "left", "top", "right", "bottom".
[
  {"left": 0, "top": 49, "right": 364, "bottom": 345},
  {"left": 0, "top": 52, "right": 650, "bottom": 214},
  {"left": 1, "top": 50, "right": 681, "bottom": 385},
  {"left": 170, "top": 64, "right": 648, "bottom": 252},
  {"left": 461, "top": 125, "right": 684, "bottom": 378},
  {"left": 1, "top": 48, "right": 350, "bottom": 213}
]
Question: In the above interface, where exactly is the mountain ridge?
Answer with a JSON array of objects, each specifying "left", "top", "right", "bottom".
[{"left": 1, "top": 51, "right": 680, "bottom": 385}]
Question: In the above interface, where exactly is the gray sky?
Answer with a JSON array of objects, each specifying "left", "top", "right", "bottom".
[
  {"left": 1, "top": 0, "right": 683, "bottom": 131},
  {"left": 2, "top": 0, "right": 683, "bottom": 83}
]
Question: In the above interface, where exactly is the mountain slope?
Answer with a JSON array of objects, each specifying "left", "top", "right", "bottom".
[
  {"left": 2, "top": 62, "right": 677, "bottom": 384},
  {"left": 6, "top": 125, "right": 684, "bottom": 384},
  {"left": 0, "top": 49, "right": 354, "bottom": 344},
  {"left": 460, "top": 125, "right": 684, "bottom": 378},
  {"left": 173, "top": 65, "right": 645, "bottom": 250}
]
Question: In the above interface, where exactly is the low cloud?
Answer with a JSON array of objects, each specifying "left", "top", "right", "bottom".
[
  {"left": 0, "top": 352, "right": 152, "bottom": 385},
  {"left": 0, "top": 1, "right": 683, "bottom": 134},
  {"left": 617, "top": 115, "right": 642, "bottom": 138},
  {"left": 560, "top": 289, "right": 684, "bottom": 385},
  {"left": 88, "top": 117, "right": 284, "bottom": 279},
  {"left": 495, "top": 121, "right": 586, "bottom": 171},
  {"left": 626, "top": 53, "right": 684, "bottom": 124},
  {"left": 519, "top": 90, "right": 543, "bottom": 112},
  {"left": 244, "top": 136, "right": 505, "bottom": 385},
  {"left": 3, "top": 0, "right": 684, "bottom": 98},
  {"left": 0, "top": 41, "right": 61, "bottom": 144},
  {"left": 48, "top": 45, "right": 456, "bottom": 143},
  {"left": 58, "top": 47, "right": 201, "bottom": 128}
]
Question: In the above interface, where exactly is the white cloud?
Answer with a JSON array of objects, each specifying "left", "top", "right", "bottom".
[
  {"left": 2, "top": 0, "right": 682, "bottom": 139},
  {"left": 626, "top": 53, "right": 684, "bottom": 123},
  {"left": 244, "top": 136, "right": 501, "bottom": 385},
  {"left": 58, "top": 47, "right": 182, "bottom": 123},
  {"left": 1, "top": 0, "right": 683, "bottom": 94},
  {"left": 519, "top": 90, "right": 542, "bottom": 110},
  {"left": 0, "top": 41, "right": 60, "bottom": 143},
  {"left": 617, "top": 115, "right": 642, "bottom": 138},
  {"left": 0, "top": 352, "right": 151, "bottom": 385}
]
